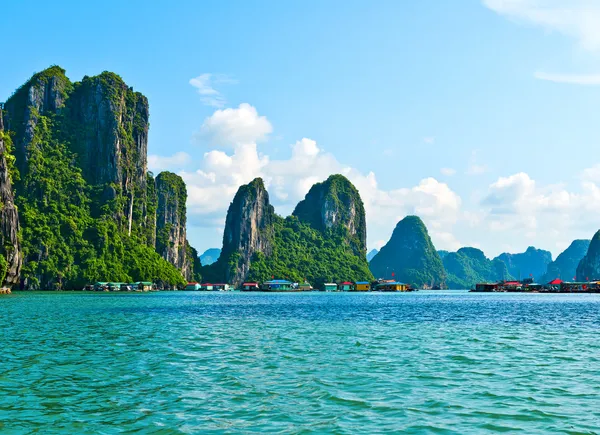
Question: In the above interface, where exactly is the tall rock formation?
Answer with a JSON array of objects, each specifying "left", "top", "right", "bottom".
[
  {"left": 218, "top": 178, "right": 275, "bottom": 285},
  {"left": 67, "top": 72, "right": 150, "bottom": 236},
  {"left": 2, "top": 66, "right": 188, "bottom": 289},
  {"left": 155, "top": 172, "right": 193, "bottom": 280},
  {"left": 369, "top": 216, "right": 446, "bottom": 288},
  {"left": 443, "top": 247, "right": 511, "bottom": 289},
  {"left": 0, "top": 109, "right": 22, "bottom": 285},
  {"left": 203, "top": 174, "right": 372, "bottom": 287},
  {"left": 576, "top": 232, "right": 600, "bottom": 281},
  {"left": 293, "top": 174, "right": 367, "bottom": 255},
  {"left": 494, "top": 247, "right": 552, "bottom": 281},
  {"left": 542, "top": 239, "right": 590, "bottom": 282}
]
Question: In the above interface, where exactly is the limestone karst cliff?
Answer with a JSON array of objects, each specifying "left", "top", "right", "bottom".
[
  {"left": 443, "top": 247, "right": 511, "bottom": 289},
  {"left": 494, "top": 247, "right": 552, "bottom": 281},
  {"left": 203, "top": 175, "right": 372, "bottom": 287},
  {"left": 155, "top": 172, "right": 195, "bottom": 281},
  {"left": 292, "top": 174, "right": 367, "bottom": 256},
  {"left": 0, "top": 109, "right": 22, "bottom": 285},
  {"left": 576, "top": 233, "right": 600, "bottom": 282},
  {"left": 1, "top": 66, "right": 197, "bottom": 289},
  {"left": 369, "top": 216, "right": 446, "bottom": 288},
  {"left": 542, "top": 239, "right": 590, "bottom": 282}
]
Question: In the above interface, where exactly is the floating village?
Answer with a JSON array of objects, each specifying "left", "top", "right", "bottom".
[
  {"left": 471, "top": 278, "right": 600, "bottom": 293},
  {"left": 82, "top": 279, "right": 414, "bottom": 292},
  {"left": 76, "top": 277, "right": 600, "bottom": 293}
]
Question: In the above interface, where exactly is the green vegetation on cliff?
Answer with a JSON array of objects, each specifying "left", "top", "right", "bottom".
[
  {"left": 494, "top": 247, "right": 552, "bottom": 281},
  {"left": 369, "top": 216, "right": 445, "bottom": 288},
  {"left": 246, "top": 215, "right": 373, "bottom": 287},
  {"left": 2, "top": 66, "right": 186, "bottom": 289},
  {"left": 576, "top": 232, "right": 600, "bottom": 281},
  {"left": 443, "top": 247, "right": 511, "bottom": 289},
  {"left": 541, "top": 239, "right": 589, "bottom": 282},
  {"left": 202, "top": 175, "right": 373, "bottom": 287}
]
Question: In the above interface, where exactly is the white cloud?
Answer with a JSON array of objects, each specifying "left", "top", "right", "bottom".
[
  {"left": 423, "top": 137, "right": 435, "bottom": 144},
  {"left": 182, "top": 103, "right": 600, "bottom": 259},
  {"left": 189, "top": 73, "right": 237, "bottom": 108},
  {"left": 479, "top": 171, "right": 600, "bottom": 252},
  {"left": 534, "top": 71, "right": 600, "bottom": 85},
  {"left": 483, "top": 0, "right": 600, "bottom": 52},
  {"left": 148, "top": 152, "right": 192, "bottom": 172},
  {"left": 181, "top": 105, "right": 465, "bottom": 251},
  {"left": 196, "top": 103, "right": 272, "bottom": 147},
  {"left": 441, "top": 167, "right": 457, "bottom": 176}
]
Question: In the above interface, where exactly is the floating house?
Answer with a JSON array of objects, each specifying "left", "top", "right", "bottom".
[
  {"left": 185, "top": 282, "right": 201, "bottom": 291},
  {"left": 241, "top": 282, "right": 260, "bottom": 291},
  {"left": 262, "top": 280, "right": 294, "bottom": 291},
  {"left": 107, "top": 282, "right": 125, "bottom": 291},
  {"left": 200, "top": 283, "right": 214, "bottom": 291},
  {"left": 323, "top": 283, "right": 337, "bottom": 292},
  {"left": 375, "top": 281, "right": 409, "bottom": 292},
  {"left": 501, "top": 281, "right": 522, "bottom": 292},
  {"left": 338, "top": 282, "right": 355, "bottom": 291},
  {"left": 474, "top": 283, "right": 499, "bottom": 292},
  {"left": 298, "top": 282, "right": 313, "bottom": 291},
  {"left": 354, "top": 281, "right": 371, "bottom": 291},
  {"left": 133, "top": 282, "right": 153, "bottom": 291},
  {"left": 213, "top": 283, "right": 230, "bottom": 291},
  {"left": 94, "top": 282, "right": 108, "bottom": 291}
]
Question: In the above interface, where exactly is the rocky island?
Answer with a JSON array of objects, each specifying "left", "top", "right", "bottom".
[{"left": 0, "top": 66, "right": 201, "bottom": 289}]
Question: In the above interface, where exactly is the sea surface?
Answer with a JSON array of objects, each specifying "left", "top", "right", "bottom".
[{"left": 1, "top": 291, "right": 600, "bottom": 434}]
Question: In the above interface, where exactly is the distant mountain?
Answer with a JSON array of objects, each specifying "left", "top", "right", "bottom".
[
  {"left": 494, "top": 247, "right": 552, "bottom": 281},
  {"left": 576, "top": 232, "right": 600, "bottom": 281},
  {"left": 443, "top": 247, "right": 512, "bottom": 289},
  {"left": 200, "top": 248, "right": 221, "bottom": 266},
  {"left": 438, "top": 250, "right": 450, "bottom": 259},
  {"left": 541, "top": 239, "right": 590, "bottom": 282},
  {"left": 369, "top": 216, "right": 445, "bottom": 288},
  {"left": 367, "top": 249, "right": 379, "bottom": 262}
]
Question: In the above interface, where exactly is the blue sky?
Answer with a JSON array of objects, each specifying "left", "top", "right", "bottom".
[{"left": 3, "top": 0, "right": 600, "bottom": 258}]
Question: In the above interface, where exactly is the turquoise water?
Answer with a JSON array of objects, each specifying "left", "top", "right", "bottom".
[{"left": 1, "top": 291, "right": 600, "bottom": 434}]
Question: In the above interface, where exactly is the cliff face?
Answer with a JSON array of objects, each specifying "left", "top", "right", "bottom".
[
  {"left": 67, "top": 72, "right": 150, "bottom": 236},
  {"left": 0, "top": 111, "right": 22, "bottom": 285},
  {"left": 542, "top": 239, "right": 590, "bottom": 282},
  {"left": 2, "top": 66, "right": 187, "bottom": 289},
  {"left": 443, "top": 247, "right": 511, "bottom": 289},
  {"left": 576, "top": 233, "right": 600, "bottom": 281},
  {"left": 369, "top": 216, "right": 445, "bottom": 288},
  {"left": 155, "top": 172, "right": 192, "bottom": 280},
  {"left": 4, "top": 66, "right": 72, "bottom": 171},
  {"left": 220, "top": 178, "right": 274, "bottom": 285},
  {"left": 494, "top": 247, "right": 552, "bottom": 281},
  {"left": 293, "top": 174, "right": 367, "bottom": 255},
  {"left": 202, "top": 175, "right": 372, "bottom": 287}
]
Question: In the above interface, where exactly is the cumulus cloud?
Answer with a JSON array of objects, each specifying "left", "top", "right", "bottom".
[
  {"left": 196, "top": 103, "right": 273, "bottom": 147},
  {"left": 479, "top": 171, "right": 600, "bottom": 254},
  {"left": 483, "top": 0, "right": 600, "bottom": 52},
  {"left": 148, "top": 152, "right": 192, "bottom": 172},
  {"left": 180, "top": 105, "right": 465, "bottom": 251},
  {"left": 189, "top": 73, "right": 237, "bottom": 108}
]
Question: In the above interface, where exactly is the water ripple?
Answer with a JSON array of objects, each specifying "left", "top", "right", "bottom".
[{"left": 2, "top": 291, "right": 600, "bottom": 433}]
